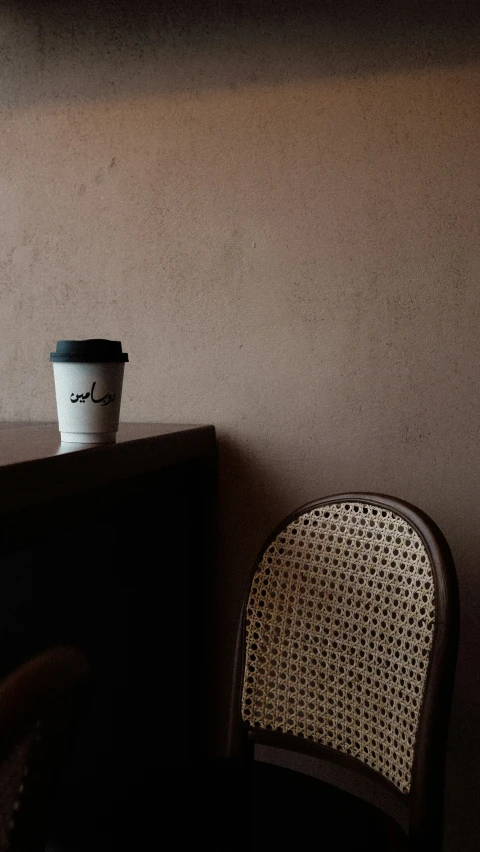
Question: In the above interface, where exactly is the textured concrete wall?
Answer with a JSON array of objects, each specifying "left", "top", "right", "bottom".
[{"left": 0, "top": 3, "right": 479, "bottom": 848}]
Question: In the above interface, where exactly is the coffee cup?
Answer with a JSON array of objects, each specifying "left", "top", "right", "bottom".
[{"left": 50, "top": 339, "right": 129, "bottom": 443}]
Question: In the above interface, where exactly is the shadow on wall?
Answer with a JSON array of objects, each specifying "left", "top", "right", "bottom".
[
  {"left": 213, "top": 431, "right": 314, "bottom": 746},
  {"left": 1, "top": 0, "right": 480, "bottom": 106}
]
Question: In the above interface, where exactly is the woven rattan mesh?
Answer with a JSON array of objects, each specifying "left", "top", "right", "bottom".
[{"left": 241, "top": 501, "right": 436, "bottom": 793}]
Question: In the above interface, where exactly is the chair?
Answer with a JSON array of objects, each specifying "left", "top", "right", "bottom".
[
  {"left": 0, "top": 646, "right": 90, "bottom": 852},
  {"left": 227, "top": 493, "right": 459, "bottom": 851}
]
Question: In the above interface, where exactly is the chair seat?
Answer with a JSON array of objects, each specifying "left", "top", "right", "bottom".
[
  {"left": 250, "top": 761, "right": 406, "bottom": 851},
  {"left": 191, "top": 758, "right": 407, "bottom": 851}
]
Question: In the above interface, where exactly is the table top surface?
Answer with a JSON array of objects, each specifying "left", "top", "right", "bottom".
[
  {"left": 0, "top": 423, "right": 216, "bottom": 514},
  {"left": 0, "top": 422, "right": 215, "bottom": 469}
]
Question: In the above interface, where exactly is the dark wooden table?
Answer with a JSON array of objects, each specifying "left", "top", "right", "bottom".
[{"left": 0, "top": 422, "right": 217, "bottom": 850}]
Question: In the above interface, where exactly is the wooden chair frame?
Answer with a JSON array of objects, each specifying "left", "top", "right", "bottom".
[
  {"left": 0, "top": 645, "right": 90, "bottom": 852},
  {"left": 228, "top": 493, "right": 459, "bottom": 851}
]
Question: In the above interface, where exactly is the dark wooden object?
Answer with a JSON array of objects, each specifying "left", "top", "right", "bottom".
[
  {"left": 0, "top": 646, "right": 90, "bottom": 852},
  {"left": 0, "top": 422, "right": 217, "bottom": 850}
]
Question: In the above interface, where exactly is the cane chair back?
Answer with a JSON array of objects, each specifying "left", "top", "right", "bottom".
[{"left": 234, "top": 494, "right": 458, "bottom": 850}]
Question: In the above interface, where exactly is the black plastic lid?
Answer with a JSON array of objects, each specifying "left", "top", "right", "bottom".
[{"left": 50, "top": 339, "right": 129, "bottom": 363}]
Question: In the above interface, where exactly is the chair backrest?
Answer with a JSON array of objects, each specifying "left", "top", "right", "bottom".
[
  {"left": 231, "top": 494, "right": 459, "bottom": 849},
  {"left": 0, "top": 646, "right": 90, "bottom": 852}
]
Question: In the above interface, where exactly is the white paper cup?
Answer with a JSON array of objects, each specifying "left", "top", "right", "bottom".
[{"left": 50, "top": 340, "right": 128, "bottom": 443}]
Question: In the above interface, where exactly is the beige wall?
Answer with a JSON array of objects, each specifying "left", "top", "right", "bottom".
[{"left": 1, "top": 3, "right": 479, "bottom": 849}]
